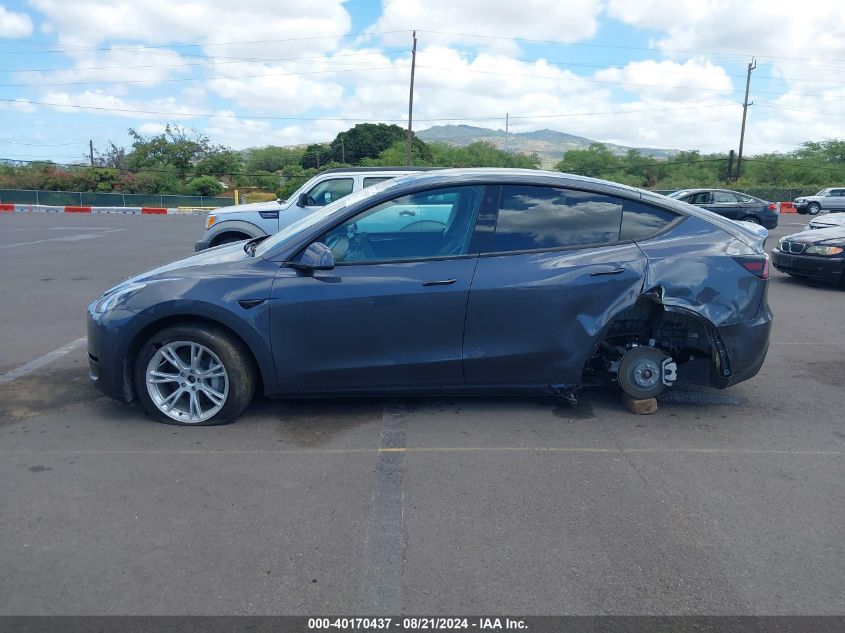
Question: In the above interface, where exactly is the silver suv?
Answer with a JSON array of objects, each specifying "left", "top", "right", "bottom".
[
  {"left": 195, "top": 167, "right": 427, "bottom": 251},
  {"left": 794, "top": 188, "right": 845, "bottom": 215}
]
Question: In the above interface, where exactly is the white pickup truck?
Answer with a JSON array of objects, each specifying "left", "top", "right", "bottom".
[{"left": 195, "top": 167, "right": 427, "bottom": 251}]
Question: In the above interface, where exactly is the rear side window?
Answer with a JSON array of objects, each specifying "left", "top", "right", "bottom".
[
  {"left": 620, "top": 201, "right": 678, "bottom": 241},
  {"left": 363, "top": 177, "right": 393, "bottom": 188},
  {"left": 713, "top": 191, "right": 738, "bottom": 203},
  {"left": 492, "top": 185, "right": 622, "bottom": 252}
]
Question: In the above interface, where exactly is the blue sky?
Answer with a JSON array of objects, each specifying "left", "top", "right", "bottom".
[{"left": 0, "top": 0, "right": 842, "bottom": 163}]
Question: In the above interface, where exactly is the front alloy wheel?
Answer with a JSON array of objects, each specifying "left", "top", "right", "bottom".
[
  {"left": 135, "top": 326, "right": 255, "bottom": 425},
  {"left": 808, "top": 202, "right": 821, "bottom": 215},
  {"left": 146, "top": 341, "right": 229, "bottom": 423}
]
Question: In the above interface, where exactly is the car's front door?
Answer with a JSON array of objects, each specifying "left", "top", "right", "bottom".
[
  {"left": 831, "top": 189, "right": 845, "bottom": 211},
  {"left": 270, "top": 185, "right": 490, "bottom": 393},
  {"left": 463, "top": 186, "right": 678, "bottom": 388}
]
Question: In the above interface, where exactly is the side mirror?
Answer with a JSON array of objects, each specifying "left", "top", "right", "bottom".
[
  {"left": 296, "top": 192, "right": 309, "bottom": 208},
  {"left": 291, "top": 242, "right": 335, "bottom": 271}
]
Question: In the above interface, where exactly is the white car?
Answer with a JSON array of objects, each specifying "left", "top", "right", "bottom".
[
  {"left": 805, "top": 213, "right": 845, "bottom": 231},
  {"left": 195, "top": 167, "right": 427, "bottom": 251}
]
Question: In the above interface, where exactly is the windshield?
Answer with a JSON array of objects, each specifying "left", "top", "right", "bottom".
[
  {"left": 255, "top": 178, "right": 398, "bottom": 258},
  {"left": 815, "top": 189, "right": 830, "bottom": 196},
  {"left": 665, "top": 190, "right": 689, "bottom": 199}
]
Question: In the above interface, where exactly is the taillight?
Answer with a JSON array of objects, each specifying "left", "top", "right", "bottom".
[
  {"left": 767, "top": 203, "right": 777, "bottom": 211},
  {"left": 733, "top": 254, "right": 769, "bottom": 279}
]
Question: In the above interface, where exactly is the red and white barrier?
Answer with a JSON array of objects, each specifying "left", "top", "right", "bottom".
[{"left": 0, "top": 204, "right": 209, "bottom": 215}]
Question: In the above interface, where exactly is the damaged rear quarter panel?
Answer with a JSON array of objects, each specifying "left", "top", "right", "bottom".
[{"left": 636, "top": 216, "right": 765, "bottom": 326}]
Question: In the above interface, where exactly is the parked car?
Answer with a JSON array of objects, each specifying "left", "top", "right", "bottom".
[
  {"left": 804, "top": 213, "right": 845, "bottom": 231},
  {"left": 793, "top": 188, "right": 845, "bottom": 215},
  {"left": 194, "top": 167, "right": 429, "bottom": 251},
  {"left": 88, "top": 169, "right": 772, "bottom": 425},
  {"left": 665, "top": 188, "right": 779, "bottom": 228},
  {"left": 772, "top": 227, "right": 845, "bottom": 285}
]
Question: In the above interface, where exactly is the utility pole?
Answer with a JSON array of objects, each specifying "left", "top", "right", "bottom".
[
  {"left": 340, "top": 139, "right": 345, "bottom": 163},
  {"left": 726, "top": 149, "right": 735, "bottom": 182},
  {"left": 405, "top": 30, "right": 417, "bottom": 166},
  {"left": 89, "top": 140, "right": 94, "bottom": 167},
  {"left": 736, "top": 58, "right": 756, "bottom": 180},
  {"left": 504, "top": 113, "right": 509, "bottom": 153}
]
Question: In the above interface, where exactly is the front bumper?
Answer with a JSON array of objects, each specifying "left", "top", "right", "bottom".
[
  {"left": 87, "top": 304, "right": 139, "bottom": 401},
  {"left": 771, "top": 248, "right": 845, "bottom": 283}
]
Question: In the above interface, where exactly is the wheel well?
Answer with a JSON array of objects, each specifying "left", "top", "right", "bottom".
[
  {"left": 210, "top": 231, "right": 250, "bottom": 246},
  {"left": 123, "top": 315, "right": 264, "bottom": 401},
  {"left": 582, "top": 299, "right": 717, "bottom": 385}
]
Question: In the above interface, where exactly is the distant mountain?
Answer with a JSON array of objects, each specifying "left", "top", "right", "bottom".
[{"left": 416, "top": 125, "right": 678, "bottom": 166}]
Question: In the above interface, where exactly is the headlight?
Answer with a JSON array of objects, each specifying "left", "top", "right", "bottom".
[
  {"left": 805, "top": 246, "right": 844, "bottom": 256},
  {"left": 206, "top": 215, "right": 217, "bottom": 229},
  {"left": 94, "top": 282, "right": 147, "bottom": 313}
]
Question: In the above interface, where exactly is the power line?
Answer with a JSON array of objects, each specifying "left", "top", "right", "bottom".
[
  {"left": 416, "top": 30, "right": 845, "bottom": 64},
  {"left": 1, "top": 49, "right": 411, "bottom": 74},
  {"left": 0, "top": 64, "right": 407, "bottom": 88},
  {"left": 0, "top": 30, "right": 410, "bottom": 55},
  {"left": 0, "top": 97, "right": 736, "bottom": 123}
]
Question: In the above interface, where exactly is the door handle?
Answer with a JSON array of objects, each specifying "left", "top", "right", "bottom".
[
  {"left": 422, "top": 278, "right": 457, "bottom": 286},
  {"left": 589, "top": 267, "right": 626, "bottom": 276},
  {"left": 399, "top": 209, "right": 416, "bottom": 216}
]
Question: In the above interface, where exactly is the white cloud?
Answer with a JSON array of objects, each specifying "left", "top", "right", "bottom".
[
  {"left": 0, "top": 5, "right": 33, "bottom": 37},
  {"left": 0, "top": 98, "right": 37, "bottom": 112},
  {"left": 369, "top": 0, "right": 603, "bottom": 51},
  {"left": 29, "top": 0, "right": 351, "bottom": 56},
  {"left": 594, "top": 58, "right": 734, "bottom": 100},
  {"left": 41, "top": 90, "right": 201, "bottom": 120},
  {"left": 14, "top": 48, "right": 192, "bottom": 89}
]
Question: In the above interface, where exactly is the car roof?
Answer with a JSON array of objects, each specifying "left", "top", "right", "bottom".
[
  {"left": 382, "top": 168, "right": 646, "bottom": 198},
  {"left": 320, "top": 166, "right": 441, "bottom": 174}
]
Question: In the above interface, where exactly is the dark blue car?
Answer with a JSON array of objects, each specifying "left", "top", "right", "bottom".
[{"left": 87, "top": 169, "right": 773, "bottom": 425}]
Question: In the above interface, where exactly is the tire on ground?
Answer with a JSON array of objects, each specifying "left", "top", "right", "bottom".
[{"left": 133, "top": 324, "right": 255, "bottom": 426}]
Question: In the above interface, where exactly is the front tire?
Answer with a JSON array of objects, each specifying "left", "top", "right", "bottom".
[
  {"left": 134, "top": 325, "right": 255, "bottom": 425},
  {"left": 808, "top": 202, "right": 821, "bottom": 215},
  {"left": 740, "top": 215, "right": 761, "bottom": 225}
]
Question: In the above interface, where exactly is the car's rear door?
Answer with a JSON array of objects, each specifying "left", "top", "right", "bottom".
[
  {"left": 708, "top": 191, "right": 742, "bottom": 219},
  {"left": 463, "top": 185, "right": 662, "bottom": 387}
]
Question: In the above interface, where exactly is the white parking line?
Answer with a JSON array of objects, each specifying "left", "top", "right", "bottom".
[
  {"left": 0, "top": 229, "right": 125, "bottom": 250},
  {"left": 0, "top": 337, "right": 87, "bottom": 385}
]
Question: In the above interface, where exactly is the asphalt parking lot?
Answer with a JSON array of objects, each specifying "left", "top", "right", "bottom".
[{"left": 0, "top": 211, "right": 842, "bottom": 615}]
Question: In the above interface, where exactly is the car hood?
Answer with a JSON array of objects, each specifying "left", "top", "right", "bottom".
[
  {"left": 214, "top": 199, "right": 282, "bottom": 215},
  {"left": 100, "top": 242, "right": 251, "bottom": 294},
  {"left": 781, "top": 227, "right": 845, "bottom": 246},
  {"left": 810, "top": 215, "right": 845, "bottom": 228}
]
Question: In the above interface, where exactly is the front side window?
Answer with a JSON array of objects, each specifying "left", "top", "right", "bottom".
[
  {"left": 492, "top": 186, "right": 623, "bottom": 252},
  {"left": 306, "top": 178, "right": 354, "bottom": 206},
  {"left": 318, "top": 186, "right": 484, "bottom": 263},
  {"left": 685, "top": 192, "right": 710, "bottom": 204}
]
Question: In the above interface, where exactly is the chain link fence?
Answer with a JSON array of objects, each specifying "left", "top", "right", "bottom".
[{"left": 0, "top": 189, "right": 232, "bottom": 208}]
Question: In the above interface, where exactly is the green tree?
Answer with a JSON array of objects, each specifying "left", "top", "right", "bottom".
[
  {"left": 194, "top": 150, "right": 243, "bottom": 179},
  {"left": 300, "top": 143, "right": 331, "bottom": 170},
  {"left": 186, "top": 175, "right": 225, "bottom": 196},
  {"left": 245, "top": 146, "right": 304, "bottom": 172},
  {"left": 329, "top": 123, "right": 427, "bottom": 164}
]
